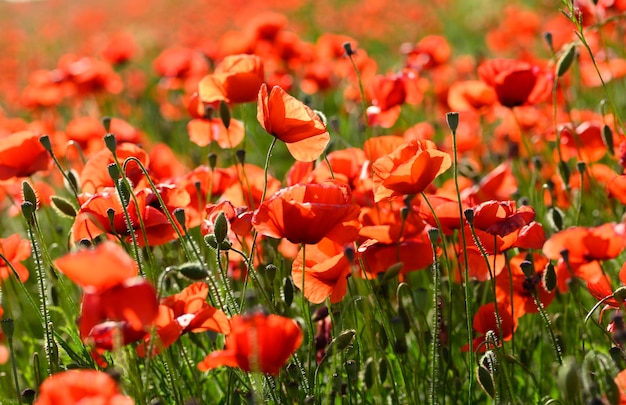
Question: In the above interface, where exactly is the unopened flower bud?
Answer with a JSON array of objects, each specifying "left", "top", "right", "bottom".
[{"left": 446, "top": 112, "right": 459, "bottom": 132}]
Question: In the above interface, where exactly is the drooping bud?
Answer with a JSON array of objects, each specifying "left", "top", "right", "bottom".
[
  {"left": 178, "top": 262, "right": 209, "bottom": 280},
  {"left": 51, "top": 196, "right": 77, "bottom": 218}
]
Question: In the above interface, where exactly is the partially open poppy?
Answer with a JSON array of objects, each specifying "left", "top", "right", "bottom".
[
  {"left": 252, "top": 181, "right": 360, "bottom": 245},
  {"left": 371, "top": 139, "right": 451, "bottom": 203},
  {"left": 257, "top": 83, "right": 329, "bottom": 162},
  {"left": 34, "top": 369, "right": 134, "bottom": 405},
  {"left": 462, "top": 302, "right": 517, "bottom": 352},
  {"left": 198, "top": 312, "right": 303, "bottom": 375}
]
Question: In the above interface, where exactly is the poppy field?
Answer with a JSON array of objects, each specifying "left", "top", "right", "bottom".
[{"left": 3, "top": 0, "right": 626, "bottom": 403}]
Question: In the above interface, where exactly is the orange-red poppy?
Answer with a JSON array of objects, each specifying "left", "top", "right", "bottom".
[
  {"left": 543, "top": 223, "right": 624, "bottom": 292},
  {"left": 34, "top": 369, "right": 134, "bottom": 405},
  {"left": 371, "top": 139, "right": 451, "bottom": 203},
  {"left": 252, "top": 181, "right": 360, "bottom": 245},
  {"left": 198, "top": 312, "right": 303, "bottom": 375},
  {"left": 357, "top": 235, "right": 435, "bottom": 278},
  {"left": 462, "top": 302, "right": 517, "bottom": 353},
  {"left": 137, "top": 282, "right": 230, "bottom": 357},
  {"left": 478, "top": 59, "right": 552, "bottom": 108},
  {"left": 366, "top": 73, "right": 406, "bottom": 128},
  {"left": 0, "top": 233, "right": 31, "bottom": 282},
  {"left": 199, "top": 54, "right": 264, "bottom": 104},
  {"left": 53, "top": 241, "right": 158, "bottom": 345},
  {"left": 257, "top": 84, "right": 329, "bottom": 162},
  {"left": 0, "top": 130, "right": 50, "bottom": 180},
  {"left": 464, "top": 200, "right": 543, "bottom": 254}
]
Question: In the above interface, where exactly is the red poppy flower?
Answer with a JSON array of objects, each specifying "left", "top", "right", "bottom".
[
  {"left": 252, "top": 181, "right": 360, "bottom": 245},
  {"left": 291, "top": 225, "right": 359, "bottom": 304},
  {"left": 199, "top": 54, "right": 264, "bottom": 104},
  {"left": 34, "top": 369, "right": 134, "bottom": 405},
  {"left": 366, "top": 73, "right": 406, "bottom": 128},
  {"left": 462, "top": 302, "right": 517, "bottom": 353},
  {"left": 137, "top": 282, "right": 230, "bottom": 357},
  {"left": 0, "top": 233, "right": 31, "bottom": 282},
  {"left": 464, "top": 200, "right": 542, "bottom": 254},
  {"left": 478, "top": 59, "right": 552, "bottom": 108},
  {"left": 357, "top": 235, "right": 435, "bottom": 278},
  {"left": 53, "top": 242, "right": 158, "bottom": 346},
  {"left": 257, "top": 84, "right": 330, "bottom": 162},
  {"left": 447, "top": 80, "right": 497, "bottom": 112},
  {"left": 543, "top": 223, "right": 624, "bottom": 292},
  {"left": 198, "top": 312, "right": 303, "bottom": 375},
  {"left": 371, "top": 139, "right": 451, "bottom": 203},
  {"left": 0, "top": 130, "right": 50, "bottom": 180}
]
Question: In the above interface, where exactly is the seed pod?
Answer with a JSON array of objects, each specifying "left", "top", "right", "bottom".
[
  {"left": 104, "top": 132, "right": 117, "bottom": 153},
  {"left": 547, "top": 207, "right": 564, "bottom": 232},
  {"left": 603, "top": 124, "right": 614, "bottom": 155},
  {"left": 39, "top": 134, "right": 53, "bottom": 152}
]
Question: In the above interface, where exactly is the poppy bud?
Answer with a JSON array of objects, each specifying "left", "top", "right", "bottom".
[
  {"left": 101, "top": 116, "right": 112, "bottom": 133},
  {"left": 557, "top": 356, "right": 581, "bottom": 402},
  {"left": 343, "top": 42, "right": 356, "bottom": 56},
  {"left": 104, "top": 133, "right": 117, "bottom": 153},
  {"left": 174, "top": 208, "right": 187, "bottom": 232},
  {"left": 236, "top": 149, "right": 246, "bottom": 165},
  {"left": 476, "top": 365, "right": 495, "bottom": 399},
  {"left": 21, "top": 201, "right": 35, "bottom": 223},
  {"left": 427, "top": 228, "right": 440, "bottom": 245},
  {"left": 364, "top": 357, "right": 375, "bottom": 388},
  {"left": 204, "top": 234, "right": 218, "bottom": 249},
  {"left": 463, "top": 208, "right": 475, "bottom": 225},
  {"left": 332, "top": 372, "right": 343, "bottom": 394},
  {"left": 381, "top": 262, "right": 403, "bottom": 284},
  {"left": 532, "top": 156, "right": 542, "bottom": 171},
  {"left": 547, "top": 207, "right": 564, "bottom": 232},
  {"left": 544, "top": 32, "right": 554, "bottom": 54},
  {"left": 543, "top": 263, "right": 557, "bottom": 292},
  {"left": 325, "top": 329, "right": 356, "bottom": 358},
  {"left": 22, "top": 181, "right": 38, "bottom": 208},
  {"left": 558, "top": 159, "right": 570, "bottom": 185},
  {"left": 520, "top": 260, "right": 534, "bottom": 278},
  {"left": 603, "top": 124, "right": 614, "bottom": 155},
  {"left": 22, "top": 388, "right": 36, "bottom": 404},
  {"left": 208, "top": 153, "right": 218, "bottom": 170},
  {"left": 214, "top": 211, "right": 229, "bottom": 244},
  {"left": 379, "top": 358, "right": 388, "bottom": 383},
  {"left": 51, "top": 196, "right": 77, "bottom": 218},
  {"left": 39, "top": 134, "right": 53, "bottom": 153},
  {"left": 556, "top": 43, "right": 576, "bottom": 77},
  {"left": 576, "top": 161, "right": 586, "bottom": 175},
  {"left": 65, "top": 169, "right": 80, "bottom": 194},
  {"left": 106, "top": 208, "right": 116, "bottom": 231},
  {"left": 282, "top": 277, "right": 294, "bottom": 307},
  {"left": 1, "top": 318, "right": 14, "bottom": 338},
  {"left": 219, "top": 240, "right": 232, "bottom": 250},
  {"left": 613, "top": 286, "right": 626, "bottom": 302},
  {"left": 446, "top": 112, "right": 459, "bottom": 133},
  {"left": 264, "top": 264, "right": 277, "bottom": 282},
  {"left": 345, "top": 360, "right": 358, "bottom": 383},
  {"left": 178, "top": 262, "right": 209, "bottom": 280},
  {"left": 219, "top": 100, "right": 231, "bottom": 129},
  {"left": 117, "top": 179, "right": 131, "bottom": 208}
]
